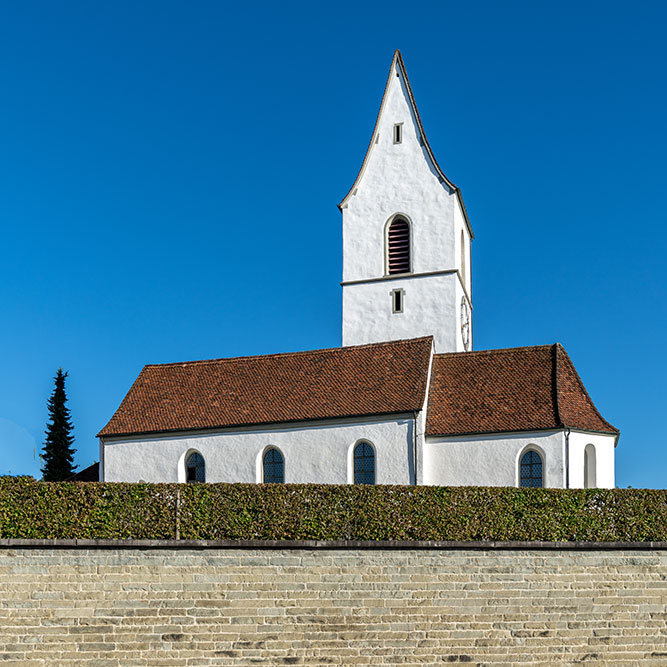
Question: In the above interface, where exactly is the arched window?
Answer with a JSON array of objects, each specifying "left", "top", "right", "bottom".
[
  {"left": 584, "top": 444, "right": 596, "bottom": 488},
  {"left": 185, "top": 452, "right": 205, "bottom": 483},
  {"left": 519, "top": 449, "right": 543, "bottom": 488},
  {"left": 263, "top": 447, "right": 284, "bottom": 484},
  {"left": 353, "top": 441, "right": 375, "bottom": 484},
  {"left": 387, "top": 217, "right": 410, "bottom": 274}
]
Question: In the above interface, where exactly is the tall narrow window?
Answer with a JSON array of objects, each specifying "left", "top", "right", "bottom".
[
  {"left": 263, "top": 447, "right": 284, "bottom": 484},
  {"left": 387, "top": 217, "right": 410, "bottom": 274},
  {"left": 584, "top": 444, "right": 596, "bottom": 488},
  {"left": 185, "top": 452, "right": 205, "bottom": 483},
  {"left": 393, "top": 123, "right": 403, "bottom": 144},
  {"left": 461, "top": 230, "right": 466, "bottom": 285},
  {"left": 519, "top": 450, "right": 543, "bottom": 488},
  {"left": 353, "top": 441, "right": 375, "bottom": 484}
]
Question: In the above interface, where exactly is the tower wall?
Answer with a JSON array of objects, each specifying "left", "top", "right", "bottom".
[
  {"left": 341, "top": 72, "right": 458, "bottom": 284},
  {"left": 341, "top": 53, "right": 472, "bottom": 352},
  {"left": 342, "top": 272, "right": 464, "bottom": 352}
]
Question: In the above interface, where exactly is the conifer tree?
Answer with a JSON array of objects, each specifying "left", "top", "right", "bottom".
[{"left": 41, "top": 369, "right": 76, "bottom": 481}]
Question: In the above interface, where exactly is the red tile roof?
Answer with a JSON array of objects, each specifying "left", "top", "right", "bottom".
[
  {"left": 98, "top": 337, "right": 434, "bottom": 438},
  {"left": 426, "top": 344, "right": 618, "bottom": 437}
]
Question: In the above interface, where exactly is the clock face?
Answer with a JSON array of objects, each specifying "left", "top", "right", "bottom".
[{"left": 460, "top": 298, "right": 470, "bottom": 351}]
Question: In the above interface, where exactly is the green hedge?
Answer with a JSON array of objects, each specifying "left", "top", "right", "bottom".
[{"left": 1, "top": 476, "right": 666, "bottom": 542}]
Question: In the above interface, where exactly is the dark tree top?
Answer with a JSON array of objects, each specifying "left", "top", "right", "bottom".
[{"left": 41, "top": 368, "right": 76, "bottom": 482}]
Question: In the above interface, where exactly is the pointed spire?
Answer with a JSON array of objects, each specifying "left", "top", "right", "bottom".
[{"left": 338, "top": 51, "right": 473, "bottom": 238}]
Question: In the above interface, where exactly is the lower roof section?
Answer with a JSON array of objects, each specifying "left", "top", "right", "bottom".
[{"left": 426, "top": 344, "right": 618, "bottom": 437}]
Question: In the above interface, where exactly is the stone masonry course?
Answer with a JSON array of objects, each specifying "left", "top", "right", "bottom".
[{"left": 0, "top": 544, "right": 666, "bottom": 665}]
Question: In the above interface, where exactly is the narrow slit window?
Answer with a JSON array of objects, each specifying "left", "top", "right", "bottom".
[
  {"left": 393, "top": 123, "right": 402, "bottom": 144},
  {"left": 584, "top": 444, "right": 596, "bottom": 488},
  {"left": 387, "top": 217, "right": 410, "bottom": 274},
  {"left": 461, "top": 230, "right": 466, "bottom": 285},
  {"left": 392, "top": 288, "right": 404, "bottom": 313}
]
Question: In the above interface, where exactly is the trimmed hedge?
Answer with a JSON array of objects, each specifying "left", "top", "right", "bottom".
[{"left": 1, "top": 476, "right": 666, "bottom": 542}]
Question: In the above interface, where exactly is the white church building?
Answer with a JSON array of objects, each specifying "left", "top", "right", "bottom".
[{"left": 98, "top": 52, "right": 618, "bottom": 489}]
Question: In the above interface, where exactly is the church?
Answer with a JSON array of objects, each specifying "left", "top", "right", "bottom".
[{"left": 97, "top": 52, "right": 618, "bottom": 489}]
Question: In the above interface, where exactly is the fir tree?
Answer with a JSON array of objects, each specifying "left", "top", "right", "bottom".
[{"left": 41, "top": 368, "right": 77, "bottom": 481}]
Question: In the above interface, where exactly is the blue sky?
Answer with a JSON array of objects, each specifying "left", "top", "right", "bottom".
[{"left": 1, "top": 1, "right": 665, "bottom": 488}]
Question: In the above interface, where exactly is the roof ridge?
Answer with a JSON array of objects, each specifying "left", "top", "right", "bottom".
[
  {"left": 434, "top": 343, "right": 555, "bottom": 358},
  {"left": 144, "top": 336, "right": 434, "bottom": 369},
  {"left": 555, "top": 344, "right": 619, "bottom": 434}
]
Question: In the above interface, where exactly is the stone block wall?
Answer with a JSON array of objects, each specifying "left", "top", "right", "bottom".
[{"left": 0, "top": 541, "right": 666, "bottom": 665}]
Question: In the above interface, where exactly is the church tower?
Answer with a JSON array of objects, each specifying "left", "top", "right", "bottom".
[{"left": 340, "top": 51, "right": 473, "bottom": 353}]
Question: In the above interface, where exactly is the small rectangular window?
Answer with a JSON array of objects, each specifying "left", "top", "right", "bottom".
[
  {"left": 393, "top": 123, "right": 402, "bottom": 144},
  {"left": 391, "top": 288, "right": 404, "bottom": 313}
]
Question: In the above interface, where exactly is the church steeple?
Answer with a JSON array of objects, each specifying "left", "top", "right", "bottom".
[{"left": 340, "top": 51, "right": 473, "bottom": 353}]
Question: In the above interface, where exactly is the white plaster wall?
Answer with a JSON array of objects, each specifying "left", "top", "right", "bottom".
[
  {"left": 342, "top": 272, "right": 459, "bottom": 353},
  {"left": 424, "top": 431, "right": 566, "bottom": 488},
  {"left": 102, "top": 416, "right": 415, "bottom": 485},
  {"left": 341, "top": 63, "right": 458, "bottom": 284},
  {"left": 567, "top": 430, "right": 616, "bottom": 489},
  {"left": 414, "top": 346, "right": 434, "bottom": 485}
]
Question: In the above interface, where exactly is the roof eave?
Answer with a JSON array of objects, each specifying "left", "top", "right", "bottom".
[
  {"left": 98, "top": 408, "right": 425, "bottom": 441},
  {"left": 426, "top": 425, "right": 619, "bottom": 439}
]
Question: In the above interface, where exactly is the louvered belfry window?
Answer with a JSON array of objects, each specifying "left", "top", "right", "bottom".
[{"left": 387, "top": 218, "right": 410, "bottom": 274}]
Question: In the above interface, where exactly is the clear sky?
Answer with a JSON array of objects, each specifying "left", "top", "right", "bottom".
[{"left": 1, "top": 1, "right": 665, "bottom": 488}]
